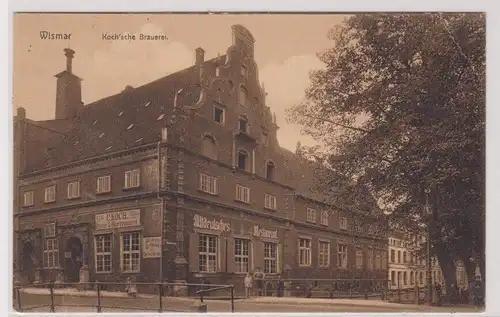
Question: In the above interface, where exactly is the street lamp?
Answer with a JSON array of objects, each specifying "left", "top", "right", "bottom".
[{"left": 424, "top": 189, "right": 433, "bottom": 305}]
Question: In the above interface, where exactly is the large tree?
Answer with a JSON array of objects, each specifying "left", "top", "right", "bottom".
[{"left": 288, "top": 13, "right": 485, "bottom": 291}]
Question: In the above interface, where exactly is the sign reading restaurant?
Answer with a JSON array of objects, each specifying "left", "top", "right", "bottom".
[
  {"left": 253, "top": 225, "right": 278, "bottom": 239},
  {"left": 193, "top": 214, "right": 231, "bottom": 232},
  {"left": 95, "top": 209, "right": 141, "bottom": 231}
]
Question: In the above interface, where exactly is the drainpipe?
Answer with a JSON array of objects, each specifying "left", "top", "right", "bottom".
[{"left": 157, "top": 140, "right": 165, "bottom": 283}]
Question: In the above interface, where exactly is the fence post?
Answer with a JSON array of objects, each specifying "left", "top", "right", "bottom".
[
  {"left": 16, "top": 287, "right": 22, "bottom": 312},
  {"left": 158, "top": 283, "right": 163, "bottom": 313},
  {"left": 231, "top": 286, "right": 235, "bottom": 313},
  {"left": 397, "top": 278, "right": 401, "bottom": 303},
  {"left": 49, "top": 282, "right": 55, "bottom": 312},
  {"left": 96, "top": 282, "right": 102, "bottom": 313}
]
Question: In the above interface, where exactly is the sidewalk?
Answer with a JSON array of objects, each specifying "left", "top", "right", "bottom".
[{"left": 241, "top": 296, "right": 481, "bottom": 311}]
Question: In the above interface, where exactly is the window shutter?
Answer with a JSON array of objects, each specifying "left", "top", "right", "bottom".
[
  {"left": 276, "top": 243, "right": 283, "bottom": 274},
  {"left": 253, "top": 240, "right": 264, "bottom": 271},
  {"left": 227, "top": 237, "right": 236, "bottom": 273},
  {"left": 188, "top": 233, "right": 199, "bottom": 272},
  {"left": 219, "top": 236, "right": 227, "bottom": 272}
]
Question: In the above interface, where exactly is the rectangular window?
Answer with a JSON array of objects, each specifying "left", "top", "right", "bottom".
[
  {"left": 124, "top": 169, "right": 140, "bottom": 189},
  {"left": 121, "top": 232, "right": 140, "bottom": 272},
  {"left": 23, "top": 191, "right": 34, "bottom": 206},
  {"left": 261, "top": 132, "right": 268, "bottom": 147},
  {"left": 95, "top": 234, "right": 112, "bottom": 273},
  {"left": 375, "top": 251, "right": 382, "bottom": 269},
  {"left": 234, "top": 239, "right": 249, "bottom": 273},
  {"left": 340, "top": 216, "right": 348, "bottom": 230},
  {"left": 237, "top": 152, "right": 248, "bottom": 170},
  {"left": 367, "top": 249, "right": 374, "bottom": 270},
  {"left": 238, "top": 119, "right": 248, "bottom": 133},
  {"left": 97, "top": 175, "right": 111, "bottom": 194},
  {"left": 236, "top": 184, "right": 250, "bottom": 203},
  {"left": 264, "top": 193, "right": 277, "bottom": 210},
  {"left": 67, "top": 181, "right": 80, "bottom": 199},
  {"left": 214, "top": 105, "right": 225, "bottom": 124},
  {"left": 200, "top": 173, "right": 217, "bottom": 195},
  {"left": 264, "top": 242, "right": 277, "bottom": 274},
  {"left": 44, "top": 223, "right": 56, "bottom": 238},
  {"left": 298, "top": 238, "right": 312, "bottom": 266},
  {"left": 306, "top": 208, "right": 316, "bottom": 223},
  {"left": 199, "top": 234, "right": 218, "bottom": 272},
  {"left": 397, "top": 250, "right": 401, "bottom": 264},
  {"left": 318, "top": 241, "right": 330, "bottom": 267},
  {"left": 355, "top": 249, "right": 363, "bottom": 269},
  {"left": 320, "top": 210, "right": 329, "bottom": 226},
  {"left": 391, "top": 271, "right": 396, "bottom": 285},
  {"left": 44, "top": 185, "right": 56, "bottom": 203},
  {"left": 337, "top": 243, "right": 348, "bottom": 269},
  {"left": 419, "top": 271, "right": 424, "bottom": 285},
  {"left": 43, "top": 238, "right": 58, "bottom": 269},
  {"left": 390, "top": 249, "right": 395, "bottom": 263},
  {"left": 410, "top": 271, "right": 414, "bottom": 285},
  {"left": 403, "top": 271, "right": 408, "bottom": 285}
]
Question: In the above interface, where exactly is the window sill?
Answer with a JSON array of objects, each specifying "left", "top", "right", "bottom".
[
  {"left": 198, "top": 189, "right": 218, "bottom": 196},
  {"left": 96, "top": 191, "right": 112, "bottom": 196},
  {"left": 264, "top": 207, "right": 276, "bottom": 212},
  {"left": 305, "top": 220, "right": 316, "bottom": 225},
  {"left": 121, "top": 271, "right": 141, "bottom": 274},
  {"left": 122, "top": 186, "right": 141, "bottom": 192},
  {"left": 298, "top": 264, "right": 312, "bottom": 268},
  {"left": 43, "top": 200, "right": 56, "bottom": 204},
  {"left": 95, "top": 271, "right": 113, "bottom": 274},
  {"left": 22, "top": 204, "right": 35, "bottom": 208},
  {"left": 234, "top": 199, "right": 251, "bottom": 205},
  {"left": 67, "top": 196, "right": 81, "bottom": 201}
]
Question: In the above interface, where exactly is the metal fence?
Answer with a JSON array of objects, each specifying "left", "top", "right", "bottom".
[
  {"left": 13, "top": 281, "right": 235, "bottom": 313},
  {"left": 258, "top": 278, "right": 390, "bottom": 300}
]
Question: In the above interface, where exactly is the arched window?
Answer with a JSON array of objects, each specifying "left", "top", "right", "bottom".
[
  {"left": 201, "top": 135, "right": 217, "bottom": 160},
  {"left": 266, "top": 161, "right": 275, "bottom": 180},
  {"left": 239, "top": 87, "right": 247, "bottom": 107},
  {"left": 237, "top": 150, "right": 249, "bottom": 171}
]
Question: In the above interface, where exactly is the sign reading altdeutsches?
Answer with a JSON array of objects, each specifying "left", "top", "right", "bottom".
[
  {"left": 193, "top": 214, "right": 231, "bottom": 232},
  {"left": 95, "top": 209, "right": 141, "bottom": 230},
  {"left": 143, "top": 237, "right": 162, "bottom": 258}
]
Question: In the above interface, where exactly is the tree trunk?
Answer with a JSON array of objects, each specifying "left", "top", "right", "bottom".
[{"left": 435, "top": 242, "right": 457, "bottom": 294}]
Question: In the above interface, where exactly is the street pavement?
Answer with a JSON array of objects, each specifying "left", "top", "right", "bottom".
[{"left": 14, "top": 287, "right": 483, "bottom": 313}]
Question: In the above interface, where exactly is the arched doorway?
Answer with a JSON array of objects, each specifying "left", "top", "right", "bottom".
[
  {"left": 21, "top": 241, "right": 36, "bottom": 284},
  {"left": 64, "top": 237, "right": 83, "bottom": 283}
]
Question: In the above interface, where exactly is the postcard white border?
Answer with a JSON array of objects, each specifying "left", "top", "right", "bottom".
[{"left": 4, "top": 0, "right": 500, "bottom": 316}]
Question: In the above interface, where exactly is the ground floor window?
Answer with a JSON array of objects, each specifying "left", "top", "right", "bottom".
[
  {"left": 355, "top": 249, "right": 363, "bottom": 269},
  {"left": 419, "top": 271, "right": 424, "bottom": 285},
  {"left": 391, "top": 270, "right": 396, "bottom": 285},
  {"left": 234, "top": 238, "right": 249, "bottom": 273},
  {"left": 43, "top": 238, "right": 59, "bottom": 268},
  {"left": 199, "top": 234, "right": 217, "bottom": 272},
  {"left": 403, "top": 271, "right": 408, "bottom": 285},
  {"left": 95, "top": 234, "right": 112, "bottom": 273},
  {"left": 121, "top": 232, "right": 140, "bottom": 272},
  {"left": 318, "top": 241, "right": 330, "bottom": 267},
  {"left": 264, "top": 242, "right": 277, "bottom": 274},
  {"left": 410, "top": 271, "right": 414, "bottom": 285},
  {"left": 298, "top": 238, "right": 311, "bottom": 266},
  {"left": 337, "top": 244, "right": 348, "bottom": 269}
]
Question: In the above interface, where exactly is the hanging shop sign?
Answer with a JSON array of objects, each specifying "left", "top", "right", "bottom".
[{"left": 143, "top": 236, "right": 162, "bottom": 258}]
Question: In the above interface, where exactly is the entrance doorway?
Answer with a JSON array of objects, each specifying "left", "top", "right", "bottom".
[
  {"left": 21, "top": 241, "right": 35, "bottom": 284},
  {"left": 64, "top": 237, "right": 83, "bottom": 283}
]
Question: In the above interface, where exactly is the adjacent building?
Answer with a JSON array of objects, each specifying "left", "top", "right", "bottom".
[{"left": 14, "top": 25, "right": 389, "bottom": 294}]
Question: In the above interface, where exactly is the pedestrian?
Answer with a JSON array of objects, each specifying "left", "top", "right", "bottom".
[
  {"left": 471, "top": 276, "right": 483, "bottom": 307},
  {"left": 244, "top": 273, "right": 253, "bottom": 299},
  {"left": 125, "top": 277, "right": 137, "bottom": 298},
  {"left": 253, "top": 268, "right": 265, "bottom": 296},
  {"left": 277, "top": 275, "right": 285, "bottom": 297},
  {"left": 434, "top": 282, "right": 442, "bottom": 306}
]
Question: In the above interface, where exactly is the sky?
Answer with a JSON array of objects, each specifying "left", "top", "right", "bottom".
[{"left": 13, "top": 13, "right": 347, "bottom": 151}]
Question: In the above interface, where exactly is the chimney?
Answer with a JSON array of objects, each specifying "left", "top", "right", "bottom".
[
  {"left": 195, "top": 47, "right": 205, "bottom": 81},
  {"left": 64, "top": 48, "right": 75, "bottom": 73},
  {"left": 55, "top": 48, "right": 83, "bottom": 120}
]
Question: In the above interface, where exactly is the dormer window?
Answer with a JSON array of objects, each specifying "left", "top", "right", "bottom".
[
  {"left": 237, "top": 150, "right": 249, "bottom": 171},
  {"left": 238, "top": 117, "right": 248, "bottom": 133},
  {"left": 239, "top": 87, "right": 247, "bottom": 107},
  {"left": 266, "top": 161, "right": 275, "bottom": 180}
]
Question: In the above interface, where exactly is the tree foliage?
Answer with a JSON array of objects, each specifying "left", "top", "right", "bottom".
[{"left": 288, "top": 13, "right": 485, "bottom": 285}]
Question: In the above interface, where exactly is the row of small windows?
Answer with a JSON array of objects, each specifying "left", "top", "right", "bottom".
[
  {"left": 390, "top": 270, "right": 443, "bottom": 287},
  {"left": 22, "top": 169, "right": 140, "bottom": 206},
  {"left": 389, "top": 249, "right": 425, "bottom": 265}
]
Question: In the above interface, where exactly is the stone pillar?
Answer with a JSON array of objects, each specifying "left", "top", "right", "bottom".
[{"left": 78, "top": 233, "right": 90, "bottom": 290}]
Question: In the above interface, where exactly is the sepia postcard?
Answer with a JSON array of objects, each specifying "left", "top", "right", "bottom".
[{"left": 11, "top": 12, "right": 485, "bottom": 313}]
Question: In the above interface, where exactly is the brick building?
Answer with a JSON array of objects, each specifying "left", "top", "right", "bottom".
[{"left": 13, "top": 25, "right": 388, "bottom": 293}]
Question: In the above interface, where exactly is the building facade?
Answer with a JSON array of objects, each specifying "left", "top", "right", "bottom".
[
  {"left": 387, "top": 233, "right": 469, "bottom": 290},
  {"left": 14, "top": 25, "right": 389, "bottom": 293}
]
